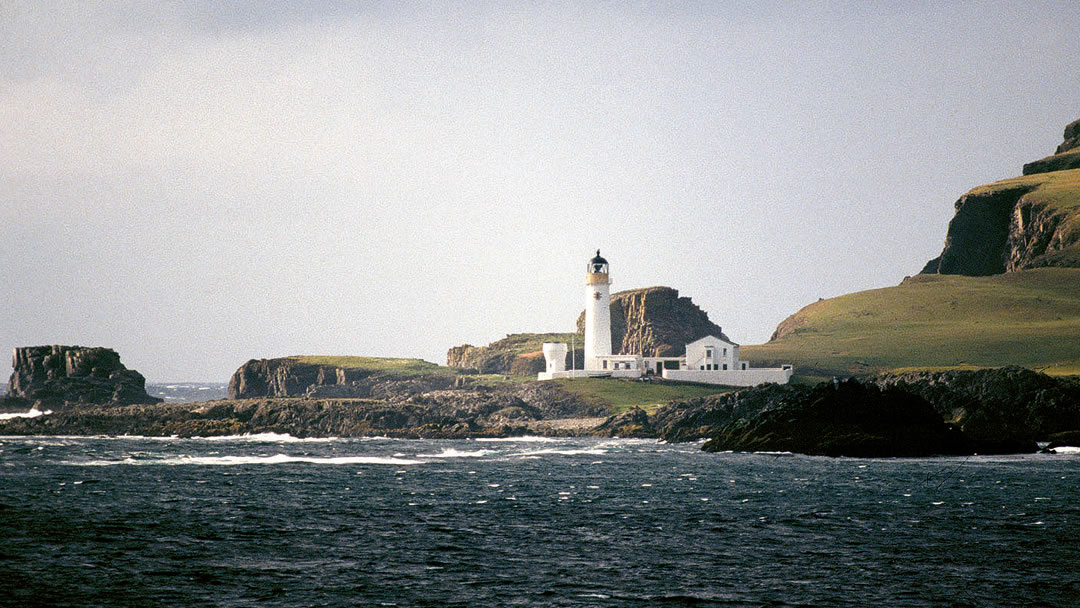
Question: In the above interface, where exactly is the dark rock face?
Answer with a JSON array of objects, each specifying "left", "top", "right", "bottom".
[
  {"left": 871, "top": 367, "right": 1080, "bottom": 443},
  {"left": 1023, "top": 118, "right": 1080, "bottom": 175},
  {"left": 3, "top": 346, "right": 161, "bottom": 408},
  {"left": 653, "top": 373, "right": 1061, "bottom": 456},
  {"left": 228, "top": 358, "right": 456, "bottom": 400},
  {"left": 920, "top": 184, "right": 1035, "bottom": 276},
  {"left": 592, "top": 407, "right": 654, "bottom": 438},
  {"left": 923, "top": 118, "right": 1080, "bottom": 275},
  {"left": 698, "top": 380, "right": 982, "bottom": 457},
  {"left": 576, "top": 286, "right": 728, "bottom": 357},
  {"left": 1059, "top": 118, "right": 1080, "bottom": 154}
]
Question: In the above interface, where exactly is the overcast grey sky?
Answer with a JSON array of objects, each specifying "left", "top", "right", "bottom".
[{"left": 2, "top": 1, "right": 1078, "bottom": 381}]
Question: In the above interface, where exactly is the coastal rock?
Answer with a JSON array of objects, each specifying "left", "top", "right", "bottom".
[
  {"left": 446, "top": 334, "right": 581, "bottom": 375},
  {"left": 871, "top": 366, "right": 1080, "bottom": 443},
  {"left": 592, "top": 407, "right": 654, "bottom": 438},
  {"left": 227, "top": 357, "right": 455, "bottom": 399},
  {"left": 3, "top": 345, "right": 161, "bottom": 408},
  {"left": 0, "top": 380, "right": 604, "bottom": 439},
  {"left": 576, "top": 286, "right": 728, "bottom": 357},
  {"left": 699, "top": 379, "right": 977, "bottom": 457}
]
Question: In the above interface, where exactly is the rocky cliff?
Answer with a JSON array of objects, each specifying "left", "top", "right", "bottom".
[
  {"left": 575, "top": 286, "right": 728, "bottom": 357},
  {"left": 922, "top": 119, "right": 1080, "bottom": 275},
  {"left": 228, "top": 357, "right": 458, "bottom": 400},
  {"left": 3, "top": 345, "right": 161, "bottom": 408},
  {"left": 446, "top": 333, "right": 580, "bottom": 375}
]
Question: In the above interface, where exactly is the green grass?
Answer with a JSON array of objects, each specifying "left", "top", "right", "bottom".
[
  {"left": 549, "top": 378, "right": 732, "bottom": 414},
  {"left": 971, "top": 167, "right": 1080, "bottom": 211},
  {"left": 289, "top": 356, "right": 456, "bottom": 376},
  {"left": 483, "top": 332, "right": 582, "bottom": 351},
  {"left": 741, "top": 268, "right": 1080, "bottom": 377}
]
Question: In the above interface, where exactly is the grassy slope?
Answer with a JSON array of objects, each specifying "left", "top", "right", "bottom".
[
  {"left": 288, "top": 355, "right": 725, "bottom": 410},
  {"left": 549, "top": 378, "right": 731, "bottom": 414},
  {"left": 972, "top": 167, "right": 1080, "bottom": 210},
  {"left": 289, "top": 356, "right": 456, "bottom": 376},
  {"left": 741, "top": 268, "right": 1080, "bottom": 377}
]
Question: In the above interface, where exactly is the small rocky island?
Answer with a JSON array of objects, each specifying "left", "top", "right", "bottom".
[{"left": 1, "top": 345, "right": 160, "bottom": 410}]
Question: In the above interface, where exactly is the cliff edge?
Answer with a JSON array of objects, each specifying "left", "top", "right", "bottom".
[{"left": 921, "top": 118, "right": 1080, "bottom": 275}]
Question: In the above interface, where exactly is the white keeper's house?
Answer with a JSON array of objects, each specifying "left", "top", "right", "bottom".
[{"left": 538, "top": 251, "right": 793, "bottom": 386}]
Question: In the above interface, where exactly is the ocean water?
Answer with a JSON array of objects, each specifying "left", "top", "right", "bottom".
[{"left": 1, "top": 436, "right": 1077, "bottom": 607}]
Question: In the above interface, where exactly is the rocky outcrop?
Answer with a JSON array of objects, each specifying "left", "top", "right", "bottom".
[
  {"left": 2, "top": 346, "right": 160, "bottom": 408},
  {"left": 228, "top": 357, "right": 457, "bottom": 400},
  {"left": 870, "top": 366, "right": 1080, "bottom": 443},
  {"left": 651, "top": 367, "right": 1077, "bottom": 455},
  {"left": 0, "top": 381, "right": 605, "bottom": 439},
  {"left": 576, "top": 286, "right": 728, "bottom": 357},
  {"left": 446, "top": 333, "right": 581, "bottom": 375},
  {"left": 923, "top": 119, "right": 1080, "bottom": 275},
  {"left": 919, "top": 183, "right": 1037, "bottom": 275},
  {"left": 1023, "top": 119, "right": 1080, "bottom": 175},
  {"left": 591, "top": 407, "right": 654, "bottom": 438},
  {"left": 698, "top": 379, "right": 987, "bottom": 457}
]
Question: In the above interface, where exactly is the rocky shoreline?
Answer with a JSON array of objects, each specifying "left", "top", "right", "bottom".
[
  {"left": 2, "top": 367, "right": 1078, "bottom": 457},
  {"left": 3, "top": 345, "right": 1079, "bottom": 456}
]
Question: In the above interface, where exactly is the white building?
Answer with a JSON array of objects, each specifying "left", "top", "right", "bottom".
[{"left": 538, "top": 251, "right": 793, "bottom": 386}]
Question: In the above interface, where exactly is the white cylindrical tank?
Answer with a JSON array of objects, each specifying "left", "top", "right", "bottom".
[
  {"left": 542, "top": 342, "right": 568, "bottom": 373},
  {"left": 583, "top": 250, "right": 611, "bottom": 370}
]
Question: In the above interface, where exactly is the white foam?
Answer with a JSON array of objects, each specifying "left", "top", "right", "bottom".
[
  {"left": 1052, "top": 446, "right": 1080, "bottom": 454},
  {"left": 66, "top": 453, "right": 425, "bottom": 466},
  {"left": 0, "top": 408, "right": 52, "bottom": 420},
  {"left": 473, "top": 436, "right": 560, "bottom": 443},
  {"left": 199, "top": 433, "right": 335, "bottom": 443},
  {"left": 417, "top": 448, "right": 493, "bottom": 458},
  {"left": 508, "top": 448, "right": 608, "bottom": 457}
]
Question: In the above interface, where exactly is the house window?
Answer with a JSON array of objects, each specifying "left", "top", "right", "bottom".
[
  {"left": 741, "top": 363, "right": 747, "bottom": 370},
  {"left": 603, "top": 360, "right": 608, "bottom": 369},
  {"left": 723, "top": 364, "right": 728, "bottom": 370},
  {"left": 699, "top": 365, "right": 704, "bottom": 370},
  {"left": 723, "top": 348, "right": 727, "bottom": 356}
]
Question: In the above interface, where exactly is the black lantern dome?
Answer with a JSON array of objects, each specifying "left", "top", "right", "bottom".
[{"left": 588, "top": 249, "right": 609, "bottom": 274}]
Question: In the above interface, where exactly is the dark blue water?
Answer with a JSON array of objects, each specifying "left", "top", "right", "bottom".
[{"left": 1, "top": 435, "right": 1078, "bottom": 607}]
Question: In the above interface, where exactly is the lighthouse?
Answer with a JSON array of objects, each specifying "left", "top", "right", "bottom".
[{"left": 584, "top": 250, "right": 612, "bottom": 370}]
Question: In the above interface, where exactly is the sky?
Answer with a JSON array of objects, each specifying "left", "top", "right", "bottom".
[{"left": 2, "top": 1, "right": 1079, "bottom": 382}]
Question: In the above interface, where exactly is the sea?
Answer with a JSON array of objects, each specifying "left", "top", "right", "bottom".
[{"left": 1, "top": 435, "right": 1077, "bottom": 608}]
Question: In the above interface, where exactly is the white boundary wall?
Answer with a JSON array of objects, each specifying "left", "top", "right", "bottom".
[{"left": 662, "top": 368, "right": 793, "bottom": 386}]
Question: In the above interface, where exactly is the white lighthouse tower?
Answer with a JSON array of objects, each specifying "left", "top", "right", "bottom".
[{"left": 584, "top": 250, "right": 612, "bottom": 370}]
